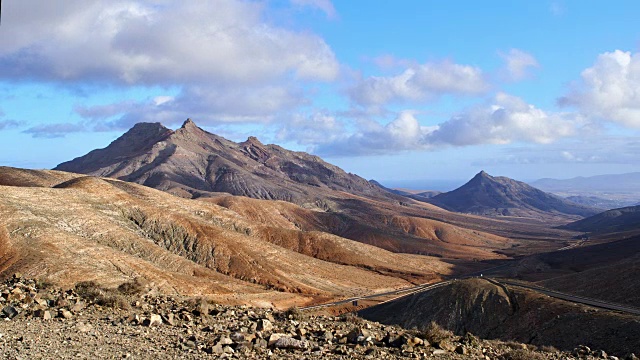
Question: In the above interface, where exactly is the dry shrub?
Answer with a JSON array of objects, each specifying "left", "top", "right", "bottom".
[
  {"left": 499, "top": 349, "right": 545, "bottom": 360},
  {"left": 339, "top": 312, "right": 363, "bottom": 324},
  {"left": 117, "top": 278, "right": 145, "bottom": 295},
  {"left": 283, "top": 306, "right": 304, "bottom": 320},
  {"left": 75, "top": 281, "right": 104, "bottom": 299},
  {"left": 540, "top": 345, "right": 558, "bottom": 353},
  {"left": 36, "top": 278, "right": 55, "bottom": 290},
  {"left": 74, "top": 281, "right": 130, "bottom": 310},
  {"left": 422, "top": 321, "right": 454, "bottom": 343}
]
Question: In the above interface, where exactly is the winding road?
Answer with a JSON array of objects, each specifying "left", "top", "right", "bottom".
[{"left": 301, "top": 276, "right": 640, "bottom": 316}]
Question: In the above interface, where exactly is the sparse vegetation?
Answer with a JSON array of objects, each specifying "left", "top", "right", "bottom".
[
  {"left": 283, "top": 306, "right": 304, "bottom": 320},
  {"left": 499, "top": 348, "right": 546, "bottom": 360},
  {"left": 74, "top": 281, "right": 130, "bottom": 310},
  {"left": 35, "top": 278, "right": 55, "bottom": 290},
  {"left": 422, "top": 321, "right": 454, "bottom": 343},
  {"left": 339, "top": 311, "right": 364, "bottom": 324},
  {"left": 117, "top": 278, "right": 145, "bottom": 295}
]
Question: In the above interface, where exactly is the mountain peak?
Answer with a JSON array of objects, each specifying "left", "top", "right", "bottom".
[
  {"left": 242, "top": 136, "right": 264, "bottom": 146},
  {"left": 181, "top": 118, "right": 198, "bottom": 130},
  {"left": 428, "top": 171, "right": 599, "bottom": 219}
]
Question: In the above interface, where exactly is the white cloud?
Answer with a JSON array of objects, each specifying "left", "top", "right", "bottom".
[
  {"left": 277, "top": 112, "right": 344, "bottom": 146},
  {"left": 290, "top": 0, "right": 337, "bottom": 19},
  {"left": 428, "top": 93, "right": 583, "bottom": 146},
  {"left": 559, "top": 50, "right": 640, "bottom": 128},
  {"left": 315, "top": 111, "right": 437, "bottom": 156},
  {"left": 314, "top": 94, "right": 585, "bottom": 156},
  {"left": 0, "top": 0, "right": 339, "bottom": 130},
  {"left": 348, "top": 60, "right": 489, "bottom": 107},
  {"left": 499, "top": 49, "right": 539, "bottom": 81}
]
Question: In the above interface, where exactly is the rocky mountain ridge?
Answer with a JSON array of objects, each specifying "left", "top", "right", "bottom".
[
  {"left": 427, "top": 171, "right": 600, "bottom": 220},
  {"left": 55, "top": 119, "right": 395, "bottom": 208}
]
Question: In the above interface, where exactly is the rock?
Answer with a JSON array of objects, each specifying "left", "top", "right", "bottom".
[
  {"left": 205, "top": 344, "right": 224, "bottom": 354},
  {"left": 436, "top": 339, "right": 457, "bottom": 352},
  {"left": 217, "top": 336, "right": 233, "bottom": 346},
  {"left": 407, "top": 337, "right": 424, "bottom": 347},
  {"left": 253, "top": 338, "right": 268, "bottom": 348},
  {"left": 273, "top": 336, "right": 309, "bottom": 350},
  {"left": 455, "top": 345, "right": 467, "bottom": 355},
  {"left": 230, "top": 332, "right": 245, "bottom": 343},
  {"left": 71, "top": 301, "right": 85, "bottom": 313},
  {"left": 461, "top": 332, "right": 480, "bottom": 348},
  {"left": 257, "top": 318, "right": 273, "bottom": 332},
  {"left": 143, "top": 314, "right": 162, "bottom": 326},
  {"left": 162, "top": 313, "right": 175, "bottom": 326},
  {"left": 346, "top": 327, "right": 370, "bottom": 344},
  {"left": 2, "top": 305, "right": 18, "bottom": 319},
  {"left": 76, "top": 322, "right": 93, "bottom": 332},
  {"left": 268, "top": 333, "right": 287, "bottom": 347},
  {"left": 593, "top": 349, "right": 607, "bottom": 358},
  {"left": 222, "top": 346, "right": 234, "bottom": 354},
  {"left": 433, "top": 349, "right": 448, "bottom": 355}
]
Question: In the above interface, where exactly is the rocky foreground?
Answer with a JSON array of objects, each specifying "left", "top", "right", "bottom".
[{"left": 0, "top": 275, "right": 634, "bottom": 359}]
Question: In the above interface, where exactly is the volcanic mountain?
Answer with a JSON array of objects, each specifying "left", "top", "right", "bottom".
[
  {"left": 55, "top": 119, "right": 394, "bottom": 207},
  {"left": 427, "top": 171, "right": 599, "bottom": 220},
  {"left": 560, "top": 205, "right": 640, "bottom": 234},
  {"left": 0, "top": 166, "right": 451, "bottom": 307}
]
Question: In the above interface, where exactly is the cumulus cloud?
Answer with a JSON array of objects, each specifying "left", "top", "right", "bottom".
[
  {"left": 290, "top": 0, "right": 337, "bottom": 19},
  {"left": 315, "top": 94, "right": 585, "bottom": 156},
  {"left": 427, "top": 93, "right": 583, "bottom": 146},
  {"left": 277, "top": 112, "right": 344, "bottom": 146},
  {"left": 559, "top": 50, "right": 640, "bottom": 128},
  {"left": 315, "top": 111, "right": 437, "bottom": 156},
  {"left": 0, "top": 1, "right": 338, "bottom": 85},
  {"left": 348, "top": 60, "right": 489, "bottom": 107},
  {"left": 0, "top": 0, "right": 339, "bottom": 132},
  {"left": 499, "top": 49, "right": 539, "bottom": 81}
]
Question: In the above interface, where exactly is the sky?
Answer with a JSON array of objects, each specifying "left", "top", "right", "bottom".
[{"left": 1, "top": 0, "right": 640, "bottom": 189}]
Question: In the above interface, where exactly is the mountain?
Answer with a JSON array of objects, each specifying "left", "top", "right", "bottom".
[
  {"left": 560, "top": 205, "right": 640, "bottom": 234},
  {"left": 55, "top": 119, "right": 395, "bottom": 207},
  {"left": 0, "top": 166, "right": 447, "bottom": 306},
  {"left": 532, "top": 172, "right": 640, "bottom": 194},
  {"left": 358, "top": 278, "right": 640, "bottom": 356},
  {"left": 427, "top": 171, "right": 600, "bottom": 219},
  {"left": 369, "top": 180, "right": 441, "bottom": 201},
  {"left": 564, "top": 195, "right": 636, "bottom": 210}
]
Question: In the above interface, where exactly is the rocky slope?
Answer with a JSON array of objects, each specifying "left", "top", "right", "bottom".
[
  {"left": 560, "top": 205, "right": 640, "bottom": 234},
  {"left": 55, "top": 119, "right": 396, "bottom": 207},
  {"left": 427, "top": 171, "right": 599, "bottom": 220},
  {"left": 0, "top": 275, "right": 621, "bottom": 360},
  {"left": 359, "top": 278, "right": 640, "bottom": 357},
  {"left": 0, "top": 166, "right": 460, "bottom": 307}
]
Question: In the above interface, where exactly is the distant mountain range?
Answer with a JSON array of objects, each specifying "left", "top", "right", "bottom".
[
  {"left": 426, "top": 171, "right": 600, "bottom": 219},
  {"left": 55, "top": 119, "right": 394, "bottom": 207},
  {"left": 531, "top": 172, "right": 640, "bottom": 194},
  {"left": 561, "top": 205, "right": 640, "bottom": 234}
]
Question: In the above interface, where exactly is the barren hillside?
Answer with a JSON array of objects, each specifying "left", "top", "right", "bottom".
[{"left": 0, "top": 167, "right": 460, "bottom": 308}]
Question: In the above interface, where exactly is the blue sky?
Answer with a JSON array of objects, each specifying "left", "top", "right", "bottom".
[{"left": 1, "top": 1, "right": 640, "bottom": 189}]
